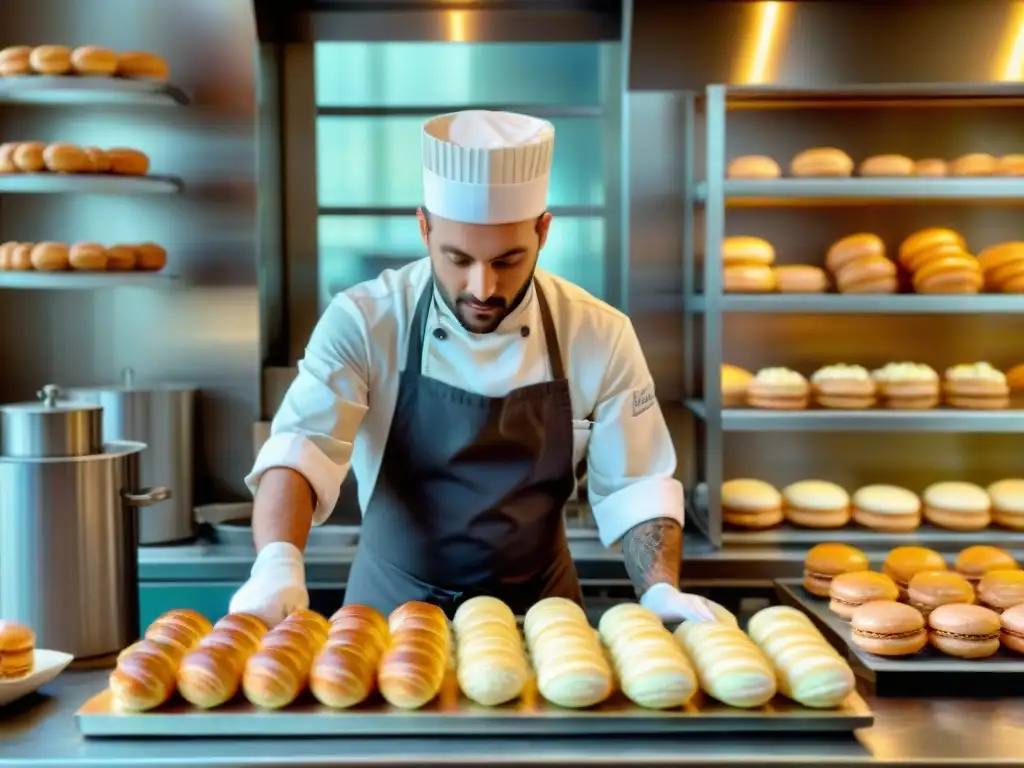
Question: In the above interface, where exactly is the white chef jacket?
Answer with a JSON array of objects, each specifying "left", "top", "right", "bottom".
[{"left": 247, "top": 257, "right": 684, "bottom": 548}]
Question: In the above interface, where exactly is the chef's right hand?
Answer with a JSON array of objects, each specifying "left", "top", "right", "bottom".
[{"left": 228, "top": 541, "right": 309, "bottom": 627}]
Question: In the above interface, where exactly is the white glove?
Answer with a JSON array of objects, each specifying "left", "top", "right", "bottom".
[
  {"left": 228, "top": 542, "right": 309, "bottom": 627},
  {"left": 640, "top": 583, "right": 733, "bottom": 625}
]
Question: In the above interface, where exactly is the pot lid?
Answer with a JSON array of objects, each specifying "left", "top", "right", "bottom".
[{"left": 1, "top": 384, "right": 102, "bottom": 414}]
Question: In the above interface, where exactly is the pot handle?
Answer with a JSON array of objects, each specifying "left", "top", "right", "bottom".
[{"left": 123, "top": 486, "right": 172, "bottom": 507}]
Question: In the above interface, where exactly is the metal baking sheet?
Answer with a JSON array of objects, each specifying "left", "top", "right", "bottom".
[
  {"left": 775, "top": 579, "right": 1024, "bottom": 697},
  {"left": 76, "top": 674, "right": 872, "bottom": 738}
]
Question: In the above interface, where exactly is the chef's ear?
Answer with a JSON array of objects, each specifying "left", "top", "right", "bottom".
[
  {"left": 536, "top": 212, "right": 552, "bottom": 249},
  {"left": 416, "top": 207, "right": 431, "bottom": 247}
]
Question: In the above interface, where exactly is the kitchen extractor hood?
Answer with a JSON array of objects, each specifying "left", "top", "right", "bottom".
[
  {"left": 254, "top": 0, "right": 623, "bottom": 43},
  {"left": 630, "top": 0, "right": 1024, "bottom": 90}
]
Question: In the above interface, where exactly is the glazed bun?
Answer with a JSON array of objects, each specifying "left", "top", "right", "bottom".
[
  {"left": 29, "top": 45, "right": 72, "bottom": 75},
  {"left": 71, "top": 46, "right": 118, "bottom": 76},
  {"left": 243, "top": 609, "right": 327, "bottom": 709},
  {"left": 312, "top": 605, "right": 389, "bottom": 709},
  {"left": 69, "top": 242, "right": 108, "bottom": 271},
  {"left": 674, "top": 621, "right": 776, "bottom": 708},
  {"left": 859, "top": 154, "right": 914, "bottom": 177},
  {"left": 727, "top": 155, "right": 782, "bottom": 179},
  {"left": 378, "top": 602, "right": 450, "bottom": 710},
  {"left": 30, "top": 242, "right": 70, "bottom": 272},
  {"left": 525, "top": 597, "right": 612, "bottom": 708},
  {"left": 110, "top": 640, "right": 178, "bottom": 711},
  {"left": 453, "top": 596, "right": 529, "bottom": 706},
  {"left": 790, "top": 148, "right": 854, "bottom": 178},
  {"left": 598, "top": 603, "right": 696, "bottom": 709}
]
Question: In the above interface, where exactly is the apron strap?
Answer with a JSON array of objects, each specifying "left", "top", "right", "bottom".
[
  {"left": 405, "top": 276, "right": 566, "bottom": 382},
  {"left": 534, "top": 282, "right": 566, "bottom": 381}
]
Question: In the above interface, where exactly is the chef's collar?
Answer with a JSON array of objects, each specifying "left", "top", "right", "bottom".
[{"left": 431, "top": 279, "right": 536, "bottom": 337}]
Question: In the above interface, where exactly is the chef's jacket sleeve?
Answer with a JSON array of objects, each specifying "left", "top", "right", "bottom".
[
  {"left": 586, "top": 318, "right": 684, "bottom": 547},
  {"left": 245, "top": 295, "right": 370, "bottom": 525}
]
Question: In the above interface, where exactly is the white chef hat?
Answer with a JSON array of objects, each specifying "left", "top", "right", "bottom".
[{"left": 421, "top": 110, "right": 555, "bottom": 225}]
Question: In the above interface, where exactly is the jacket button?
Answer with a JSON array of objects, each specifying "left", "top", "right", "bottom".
[
  {"left": 432, "top": 327, "right": 447, "bottom": 341},
  {"left": 520, "top": 326, "right": 530, "bottom": 338}
]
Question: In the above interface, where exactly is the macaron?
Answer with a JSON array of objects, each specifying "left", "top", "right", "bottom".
[
  {"left": 906, "top": 571, "right": 975, "bottom": 619},
  {"left": 851, "top": 484, "right": 921, "bottom": 532},
  {"left": 977, "top": 570, "right": 1024, "bottom": 612},
  {"left": 0, "top": 619, "right": 35, "bottom": 679},
  {"left": 922, "top": 481, "right": 991, "bottom": 531},
  {"left": 782, "top": 480, "right": 851, "bottom": 528},
  {"left": 803, "top": 543, "right": 869, "bottom": 597},
  {"left": 1000, "top": 603, "right": 1024, "bottom": 654},
  {"left": 987, "top": 479, "right": 1024, "bottom": 530},
  {"left": 927, "top": 603, "right": 1001, "bottom": 659},
  {"left": 828, "top": 571, "right": 900, "bottom": 620},
  {"left": 955, "top": 545, "right": 1019, "bottom": 586},
  {"left": 721, "top": 479, "right": 783, "bottom": 529},
  {"left": 850, "top": 600, "right": 927, "bottom": 657},
  {"left": 882, "top": 546, "right": 947, "bottom": 600}
]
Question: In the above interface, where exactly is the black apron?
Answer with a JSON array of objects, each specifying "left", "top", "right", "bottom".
[{"left": 344, "top": 279, "right": 583, "bottom": 618}]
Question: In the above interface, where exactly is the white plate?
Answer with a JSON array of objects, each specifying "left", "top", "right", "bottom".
[{"left": 0, "top": 649, "right": 74, "bottom": 707}]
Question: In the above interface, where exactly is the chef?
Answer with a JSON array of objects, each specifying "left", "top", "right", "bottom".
[{"left": 230, "top": 110, "right": 717, "bottom": 627}]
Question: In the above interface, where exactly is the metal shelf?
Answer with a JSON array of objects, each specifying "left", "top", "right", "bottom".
[
  {"left": 0, "top": 76, "right": 189, "bottom": 106},
  {"left": 685, "top": 400, "right": 1024, "bottom": 433},
  {"left": 718, "top": 83, "right": 1024, "bottom": 110},
  {"left": 686, "top": 294, "right": 1024, "bottom": 314},
  {"left": 0, "top": 174, "right": 183, "bottom": 195},
  {"left": 0, "top": 272, "right": 177, "bottom": 290},
  {"left": 723, "top": 523, "right": 1024, "bottom": 551},
  {"left": 694, "top": 178, "right": 1024, "bottom": 206}
]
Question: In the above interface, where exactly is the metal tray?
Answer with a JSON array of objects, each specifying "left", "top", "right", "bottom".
[
  {"left": 775, "top": 579, "right": 1024, "bottom": 697},
  {"left": 76, "top": 673, "right": 872, "bottom": 738},
  {"left": 725, "top": 523, "right": 1024, "bottom": 551}
]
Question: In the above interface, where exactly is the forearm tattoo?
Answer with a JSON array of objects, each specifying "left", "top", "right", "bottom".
[{"left": 621, "top": 518, "right": 683, "bottom": 598}]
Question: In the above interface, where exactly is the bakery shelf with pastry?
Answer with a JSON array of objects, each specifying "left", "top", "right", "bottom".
[{"left": 0, "top": 241, "right": 171, "bottom": 284}]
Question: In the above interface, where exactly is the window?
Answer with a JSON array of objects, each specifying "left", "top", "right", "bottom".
[{"left": 309, "top": 41, "right": 623, "bottom": 315}]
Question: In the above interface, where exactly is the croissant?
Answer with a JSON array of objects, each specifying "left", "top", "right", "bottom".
[
  {"left": 453, "top": 596, "right": 528, "bottom": 707},
  {"left": 674, "top": 621, "right": 776, "bottom": 708},
  {"left": 526, "top": 598, "right": 612, "bottom": 709},
  {"left": 109, "top": 640, "right": 178, "bottom": 711},
  {"left": 598, "top": 604, "right": 696, "bottom": 709},
  {"left": 747, "top": 606, "right": 854, "bottom": 708}
]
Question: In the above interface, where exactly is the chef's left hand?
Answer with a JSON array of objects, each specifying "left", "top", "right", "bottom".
[{"left": 640, "top": 583, "right": 733, "bottom": 625}]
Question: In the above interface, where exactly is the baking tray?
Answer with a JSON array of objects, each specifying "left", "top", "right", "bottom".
[
  {"left": 775, "top": 579, "right": 1024, "bottom": 698},
  {"left": 76, "top": 673, "right": 872, "bottom": 738}
]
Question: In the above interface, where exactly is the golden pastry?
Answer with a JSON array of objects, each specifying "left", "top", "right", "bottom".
[
  {"left": 0, "top": 46, "right": 32, "bottom": 76},
  {"left": 13, "top": 142, "right": 45, "bottom": 173},
  {"left": 811, "top": 364, "right": 877, "bottom": 409},
  {"left": 29, "top": 45, "right": 72, "bottom": 75},
  {"left": 724, "top": 265, "right": 775, "bottom": 293},
  {"left": 0, "top": 143, "right": 18, "bottom": 173},
  {"left": 722, "top": 236, "right": 774, "bottom": 267},
  {"left": 977, "top": 242, "right": 1024, "bottom": 293},
  {"left": 134, "top": 242, "right": 167, "bottom": 271},
  {"left": 0, "top": 242, "right": 13, "bottom": 270},
  {"left": 943, "top": 362, "right": 1010, "bottom": 410},
  {"left": 83, "top": 147, "right": 111, "bottom": 174},
  {"left": 872, "top": 362, "right": 941, "bottom": 410},
  {"left": 8, "top": 243, "right": 34, "bottom": 271},
  {"left": 950, "top": 153, "right": 999, "bottom": 177},
  {"left": 70, "top": 46, "right": 118, "bottom": 76},
  {"left": 117, "top": 51, "right": 170, "bottom": 81},
  {"left": 43, "top": 143, "right": 90, "bottom": 174},
  {"left": 914, "top": 159, "right": 948, "bottom": 177},
  {"left": 69, "top": 242, "right": 109, "bottom": 271},
  {"left": 106, "top": 245, "right": 137, "bottom": 271},
  {"left": 726, "top": 155, "right": 782, "bottom": 179},
  {"left": 897, "top": 228, "right": 967, "bottom": 272},
  {"left": 107, "top": 147, "right": 150, "bottom": 176},
  {"left": 747, "top": 367, "right": 810, "bottom": 410},
  {"left": 774, "top": 265, "right": 829, "bottom": 293},
  {"left": 30, "top": 242, "right": 70, "bottom": 272},
  {"left": 790, "top": 148, "right": 854, "bottom": 178},
  {"left": 858, "top": 154, "right": 914, "bottom": 177},
  {"left": 912, "top": 253, "right": 983, "bottom": 295},
  {"left": 997, "top": 154, "right": 1024, "bottom": 177}
]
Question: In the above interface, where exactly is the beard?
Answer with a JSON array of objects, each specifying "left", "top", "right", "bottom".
[{"left": 433, "top": 264, "right": 536, "bottom": 334}]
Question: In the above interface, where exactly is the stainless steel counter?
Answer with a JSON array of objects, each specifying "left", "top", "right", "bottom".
[
  {"left": 3, "top": 670, "right": 1024, "bottom": 766},
  {"left": 137, "top": 536, "right": 809, "bottom": 585}
]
